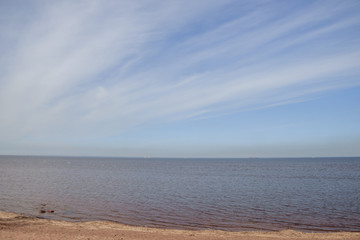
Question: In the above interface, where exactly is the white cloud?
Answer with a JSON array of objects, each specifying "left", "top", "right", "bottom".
[{"left": 0, "top": 0, "right": 359, "bottom": 145}]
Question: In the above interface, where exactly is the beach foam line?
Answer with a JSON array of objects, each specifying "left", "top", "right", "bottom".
[{"left": 1, "top": 211, "right": 359, "bottom": 240}]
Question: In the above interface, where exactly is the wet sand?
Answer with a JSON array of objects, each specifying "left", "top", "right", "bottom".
[{"left": 1, "top": 211, "right": 359, "bottom": 240}]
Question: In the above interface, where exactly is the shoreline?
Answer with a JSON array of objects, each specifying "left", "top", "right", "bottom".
[{"left": 1, "top": 211, "right": 360, "bottom": 240}]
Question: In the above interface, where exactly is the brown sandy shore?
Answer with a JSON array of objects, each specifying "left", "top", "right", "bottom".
[{"left": 1, "top": 211, "right": 359, "bottom": 240}]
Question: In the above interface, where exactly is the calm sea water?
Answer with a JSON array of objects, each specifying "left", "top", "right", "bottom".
[{"left": 0, "top": 155, "right": 359, "bottom": 232}]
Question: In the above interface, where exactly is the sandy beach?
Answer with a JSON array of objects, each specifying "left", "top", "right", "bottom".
[{"left": 1, "top": 211, "right": 359, "bottom": 240}]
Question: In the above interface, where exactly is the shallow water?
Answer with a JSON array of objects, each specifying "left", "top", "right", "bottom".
[{"left": 0, "top": 156, "right": 359, "bottom": 231}]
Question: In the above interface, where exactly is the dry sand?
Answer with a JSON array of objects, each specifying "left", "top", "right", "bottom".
[{"left": 1, "top": 211, "right": 359, "bottom": 240}]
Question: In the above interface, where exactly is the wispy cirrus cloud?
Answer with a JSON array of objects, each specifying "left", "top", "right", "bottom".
[{"left": 0, "top": 0, "right": 359, "bottom": 145}]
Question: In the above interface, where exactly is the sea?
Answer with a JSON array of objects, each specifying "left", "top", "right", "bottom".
[{"left": 0, "top": 155, "right": 359, "bottom": 232}]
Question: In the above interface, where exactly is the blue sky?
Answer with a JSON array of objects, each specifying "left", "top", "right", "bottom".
[{"left": 0, "top": 0, "right": 359, "bottom": 157}]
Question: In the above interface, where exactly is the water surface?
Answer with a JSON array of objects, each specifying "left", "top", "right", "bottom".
[{"left": 0, "top": 156, "right": 359, "bottom": 231}]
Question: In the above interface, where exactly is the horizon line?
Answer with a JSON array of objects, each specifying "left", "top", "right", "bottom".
[{"left": 1, "top": 154, "right": 359, "bottom": 159}]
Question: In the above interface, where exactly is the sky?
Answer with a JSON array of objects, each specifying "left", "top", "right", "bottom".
[{"left": 0, "top": 0, "right": 360, "bottom": 158}]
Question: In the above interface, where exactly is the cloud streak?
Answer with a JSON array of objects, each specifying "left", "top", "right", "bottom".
[{"left": 0, "top": 0, "right": 360, "bottom": 145}]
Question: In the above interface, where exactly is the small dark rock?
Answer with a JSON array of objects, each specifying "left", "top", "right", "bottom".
[
  {"left": 39, "top": 210, "right": 46, "bottom": 214},
  {"left": 47, "top": 210, "right": 54, "bottom": 213}
]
